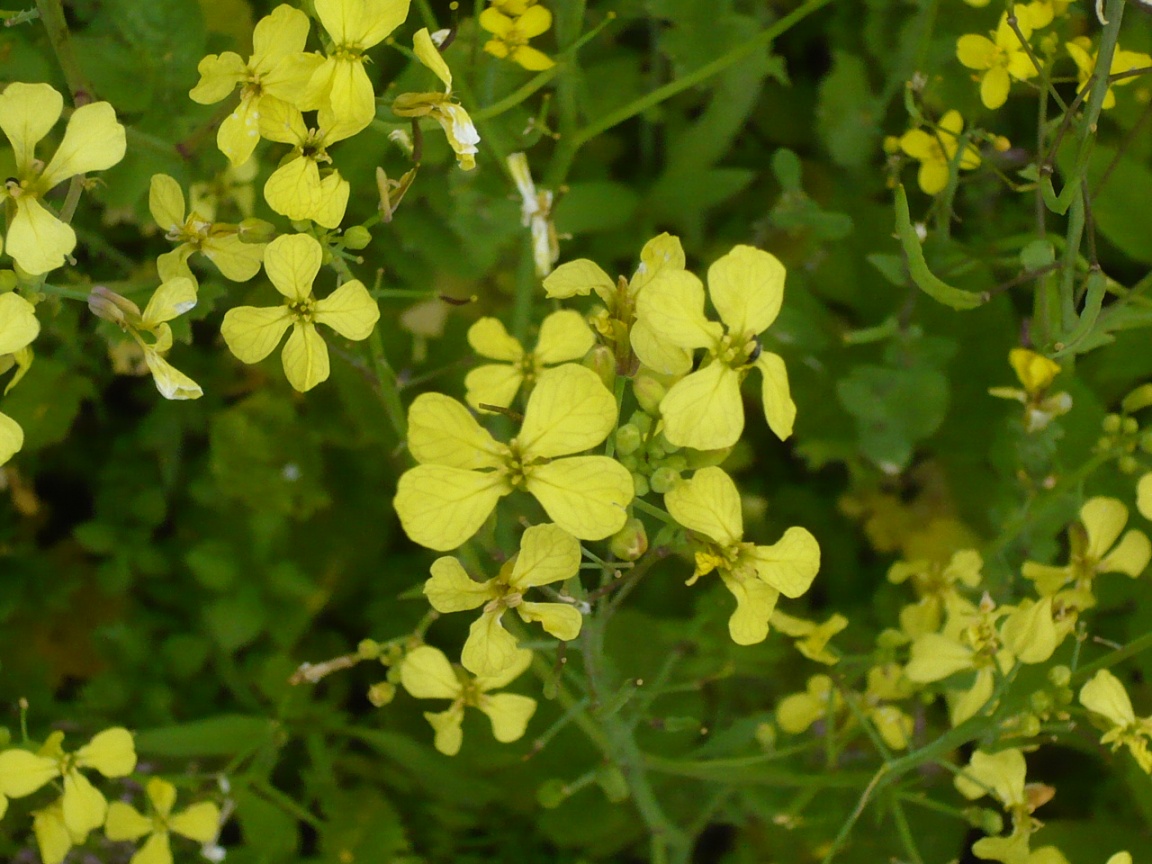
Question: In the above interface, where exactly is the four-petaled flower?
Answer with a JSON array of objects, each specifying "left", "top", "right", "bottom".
[
  {"left": 0, "top": 291, "right": 40, "bottom": 464},
  {"left": 663, "top": 466, "right": 820, "bottom": 645},
  {"left": 1080, "top": 669, "right": 1152, "bottom": 773},
  {"left": 634, "top": 245, "right": 795, "bottom": 451},
  {"left": 898, "top": 110, "right": 981, "bottom": 195},
  {"left": 988, "top": 347, "right": 1071, "bottom": 432},
  {"left": 304, "top": 0, "right": 413, "bottom": 136},
  {"left": 1065, "top": 37, "right": 1152, "bottom": 111},
  {"left": 479, "top": 4, "right": 555, "bottom": 70},
  {"left": 0, "top": 82, "right": 126, "bottom": 275},
  {"left": 400, "top": 644, "right": 537, "bottom": 756},
  {"left": 394, "top": 363, "right": 634, "bottom": 550},
  {"left": 188, "top": 4, "right": 323, "bottom": 166},
  {"left": 221, "top": 233, "right": 380, "bottom": 391},
  {"left": 424, "top": 523, "right": 583, "bottom": 676},
  {"left": 956, "top": 9, "right": 1038, "bottom": 110},
  {"left": 105, "top": 777, "right": 221, "bottom": 864},
  {"left": 392, "top": 28, "right": 481, "bottom": 171},
  {"left": 464, "top": 310, "right": 594, "bottom": 411}
]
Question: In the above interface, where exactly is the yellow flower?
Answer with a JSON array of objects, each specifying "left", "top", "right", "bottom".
[
  {"left": 0, "top": 291, "right": 40, "bottom": 464},
  {"left": 392, "top": 28, "right": 481, "bottom": 171},
  {"left": 769, "top": 610, "right": 847, "bottom": 665},
  {"left": 88, "top": 280, "right": 204, "bottom": 400},
  {"left": 188, "top": 4, "right": 323, "bottom": 166},
  {"left": 479, "top": 4, "right": 555, "bottom": 71},
  {"left": 664, "top": 466, "right": 820, "bottom": 645},
  {"left": 305, "top": 0, "right": 412, "bottom": 135},
  {"left": 889, "top": 548, "right": 983, "bottom": 638},
  {"left": 258, "top": 100, "right": 355, "bottom": 228},
  {"left": 634, "top": 245, "right": 794, "bottom": 451},
  {"left": 1020, "top": 0, "right": 1074, "bottom": 28},
  {"left": 425, "top": 523, "right": 583, "bottom": 676},
  {"left": 1022, "top": 497, "right": 1151, "bottom": 601},
  {"left": 507, "top": 152, "right": 559, "bottom": 276},
  {"left": 544, "top": 233, "right": 687, "bottom": 374},
  {"left": 1080, "top": 669, "right": 1152, "bottom": 772},
  {"left": 0, "top": 82, "right": 126, "bottom": 275},
  {"left": 464, "top": 311, "right": 594, "bottom": 411},
  {"left": 150, "top": 173, "right": 265, "bottom": 285},
  {"left": 898, "top": 110, "right": 981, "bottom": 195},
  {"left": 0, "top": 728, "right": 136, "bottom": 840},
  {"left": 105, "top": 777, "right": 221, "bottom": 864},
  {"left": 32, "top": 800, "right": 85, "bottom": 864},
  {"left": 988, "top": 348, "right": 1071, "bottom": 432},
  {"left": 189, "top": 157, "right": 260, "bottom": 222},
  {"left": 400, "top": 644, "right": 536, "bottom": 755},
  {"left": 776, "top": 674, "right": 841, "bottom": 734},
  {"left": 957, "top": 9, "right": 1038, "bottom": 110},
  {"left": 905, "top": 595, "right": 1060, "bottom": 724},
  {"left": 394, "top": 363, "right": 633, "bottom": 550},
  {"left": 220, "top": 233, "right": 379, "bottom": 392},
  {"left": 1066, "top": 38, "right": 1152, "bottom": 111}
]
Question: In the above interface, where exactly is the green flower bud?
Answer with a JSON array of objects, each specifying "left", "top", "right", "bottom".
[
  {"left": 583, "top": 344, "right": 616, "bottom": 392},
  {"left": 367, "top": 681, "right": 396, "bottom": 707},
  {"left": 1123, "top": 417, "right": 1140, "bottom": 436},
  {"left": 650, "top": 466, "right": 681, "bottom": 494},
  {"left": 964, "top": 807, "right": 1003, "bottom": 836},
  {"left": 343, "top": 225, "right": 372, "bottom": 250},
  {"left": 633, "top": 372, "right": 667, "bottom": 416},
  {"left": 238, "top": 217, "right": 276, "bottom": 244},
  {"left": 1047, "top": 665, "right": 1071, "bottom": 688},
  {"left": 1103, "top": 414, "right": 1123, "bottom": 434},
  {"left": 537, "top": 779, "right": 569, "bottom": 809},
  {"left": 1119, "top": 455, "right": 1139, "bottom": 475},
  {"left": 619, "top": 453, "right": 638, "bottom": 472},
  {"left": 616, "top": 424, "right": 642, "bottom": 456},
  {"left": 1017, "top": 713, "right": 1042, "bottom": 738},
  {"left": 630, "top": 410, "right": 654, "bottom": 436},
  {"left": 595, "top": 765, "right": 630, "bottom": 803},
  {"left": 357, "top": 639, "right": 382, "bottom": 660},
  {"left": 665, "top": 455, "right": 688, "bottom": 473},
  {"left": 1139, "top": 431, "right": 1152, "bottom": 454},
  {"left": 0, "top": 270, "right": 17, "bottom": 293},
  {"left": 1055, "top": 686, "right": 1073, "bottom": 706},
  {"left": 87, "top": 286, "right": 141, "bottom": 328},
  {"left": 609, "top": 517, "right": 648, "bottom": 561},
  {"left": 632, "top": 473, "right": 650, "bottom": 497},
  {"left": 648, "top": 445, "right": 666, "bottom": 461},
  {"left": 1029, "top": 690, "right": 1053, "bottom": 715}
]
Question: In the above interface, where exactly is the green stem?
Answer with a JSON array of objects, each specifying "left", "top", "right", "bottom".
[
  {"left": 35, "top": 0, "right": 92, "bottom": 102},
  {"left": 471, "top": 68, "right": 560, "bottom": 122},
  {"left": 367, "top": 327, "right": 409, "bottom": 444},
  {"left": 1071, "top": 630, "right": 1152, "bottom": 684},
  {"left": 544, "top": 0, "right": 834, "bottom": 187}
]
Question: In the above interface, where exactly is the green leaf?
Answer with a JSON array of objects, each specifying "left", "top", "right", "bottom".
[
  {"left": 553, "top": 181, "right": 640, "bottom": 235},
  {"left": 816, "top": 52, "right": 880, "bottom": 169},
  {"left": 135, "top": 714, "right": 276, "bottom": 757},
  {"left": 205, "top": 589, "right": 268, "bottom": 651},
  {"left": 837, "top": 364, "right": 950, "bottom": 470},
  {"left": 1, "top": 357, "right": 94, "bottom": 452}
]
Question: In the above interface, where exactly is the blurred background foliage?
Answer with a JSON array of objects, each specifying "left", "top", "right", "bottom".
[{"left": 1, "top": 0, "right": 1152, "bottom": 861}]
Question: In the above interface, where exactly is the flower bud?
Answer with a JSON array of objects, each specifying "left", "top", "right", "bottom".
[
  {"left": 358, "top": 639, "right": 382, "bottom": 660},
  {"left": 0, "top": 270, "right": 17, "bottom": 293},
  {"left": 595, "top": 765, "right": 629, "bottom": 803},
  {"left": 238, "top": 217, "right": 276, "bottom": 244},
  {"left": 1047, "top": 665, "right": 1071, "bottom": 688},
  {"left": 632, "top": 473, "right": 650, "bottom": 497},
  {"left": 344, "top": 225, "right": 372, "bottom": 250},
  {"left": 1103, "top": 414, "right": 1123, "bottom": 434},
  {"left": 537, "top": 779, "right": 569, "bottom": 809},
  {"left": 650, "top": 466, "right": 681, "bottom": 494},
  {"left": 88, "top": 286, "right": 141, "bottom": 328},
  {"left": 615, "top": 424, "right": 642, "bottom": 456},
  {"left": 632, "top": 372, "right": 667, "bottom": 415},
  {"left": 1029, "top": 690, "right": 1053, "bottom": 715},
  {"left": 1119, "top": 455, "right": 1139, "bottom": 475},
  {"left": 367, "top": 681, "right": 396, "bottom": 707},
  {"left": 609, "top": 517, "right": 648, "bottom": 561},
  {"left": 964, "top": 807, "right": 1003, "bottom": 837},
  {"left": 1123, "top": 417, "right": 1140, "bottom": 436},
  {"left": 583, "top": 344, "right": 615, "bottom": 392}
]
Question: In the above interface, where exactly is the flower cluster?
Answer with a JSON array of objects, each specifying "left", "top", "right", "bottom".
[{"left": 479, "top": 0, "right": 555, "bottom": 71}]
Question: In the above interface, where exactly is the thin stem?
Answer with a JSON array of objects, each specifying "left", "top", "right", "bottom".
[{"left": 35, "top": 0, "right": 92, "bottom": 102}]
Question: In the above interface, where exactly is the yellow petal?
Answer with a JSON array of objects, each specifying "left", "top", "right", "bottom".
[
  {"left": 252, "top": 4, "right": 313, "bottom": 63},
  {"left": 519, "top": 364, "right": 616, "bottom": 458},
  {"left": 0, "top": 82, "right": 63, "bottom": 169},
  {"left": 0, "top": 412, "right": 24, "bottom": 466},
  {"left": 144, "top": 349, "right": 203, "bottom": 401},
  {"left": 631, "top": 232, "right": 686, "bottom": 293},
  {"left": 425, "top": 706, "right": 465, "bottom": 755},
  {"left": 32, "top": 804, "right": 73, "bottom": 864},
  {"left": 981, "top": 66, "right": 1011, "bottom": 110},
  {"left": 525, "top": 456, "right": 633, "bottom": 540},
  {"left": 664, "top": 465, "right": 743, "bottom": 546},
  {"left": 465, "top": 363, "right": 524, "bottom": 411},
  {"left": 776, "top": 691, "right": 826, "bottom": 734},
  {"left": 479, "top": 7, "right": 514, "bottom": 37},
  {"left": 707, "top": 245, "right": 785, "bottom": 336},
  {"left": 718, "top": 570, "right": 779, "bottom": 645},
  {"left": 401, "top": 645, "right": 461, "bottom": 699},
  {"left": 62, "top": 769, "right": 107, "bottom": 836},
  {"left": 748, "top": 527, "right": 820, "bottom": 598},
  {"left": 130, "top": 831, "right": 173, "bottom": 864},
  {"left": 7, "top": 197, "right": 76, "bottom": 275},
  {"left": 917, "top": 161, "right": 949, "bottom": 196},
  {"left": 1001, "top": 597, "right": 1058, "bottom": 664},
  {"left": 319, "top": 58, "right": 376, "bottom": 138},
  {"left": 904, "top": 633, "right": 972, "bottom": 682},
  {"left": 265, "top": 233, "right": 322, "bottom": 301},
  {"left": 477, "top": 693, "right": 536, "bottom": 743},
  {"left": 142, "top": 277, "right": 197, "bottom": 328},
  {"left": 40, "top": 101, "right": 126, "bottom": 189},
  {"left": 145, "top": 777, "right": 177, "bottom": 818},
  {"left": 1098, "top": 530, "right": 1151, "bottom": 577},
  {"left": 1080, "top": 668, "right": 1136, "bottom": 727},
  {"left": 406, "top": 392, "right": 508, "bottom": 469},
  {"left": 1081, "top": 497, "right": 1128, "bottom": 560},
  {"left": 264, "top": 157, "right": 324, "bottom": 223},
  {"left": 413, "top": 27, "right": 452, "bottom": 89},
  {"left": 636, "top": 269, "right": 722, "bottom": 353},
  {"left": 954, "top": 748, "right": 1026, "bottom": 806},
  {"left": 311, "top": 170, "right": 351, "bottom": 229},
  {"left": 468, "top": 317, "right": 523, "bottom": 362},
  {"left": 424, "top": 556, "right": 497, "bottom": 612},
  {"left": 394, "top": 464, "right": 509, "bottom": 550},
  {"left": 461, "top": 608, "right": 520, "bottom": 677},
  {"left": 660, "top": 362, "right": 744, "bottom": 451},
  {"left": 257, "top": 95, "right": 308, "bottom": 144},
  {"left": 1008, "top": 347, "right": 1059, "bottom": 393},
  {"left": 315, "top": 280, "right": 379, "bottom": 340},
  {"left": 755, "top": 351, "right": 795, "bottom": 440},
  {"left": 518, "top": 601, "right": 582, "bottom": 640},
  {"left": 202, "top": 235, "right": 266, "bottom": 282},
  {"left": 475, "top": 646, "right": 532, "bottom": 691},
  {"left": 167, "top": 800, "right": 221, "bottom": 843},
  {"left": 0, "top": 292, "right": 41, "bottom": 355},
  {"left": 0, "top": 749, "right": 58, "bottom": 797},
  {"left": 281, "top": 322, "right": 330, "bottom": 391},
  {"left": 631, "top": 318, "right": 693, "bottom": 377},
  {"left": 1137, "top": 473, "right": 1152, "bottom": 522},
  {"left": 188, "top": 51, "right": 246, "bottom": 103},
  {"left": 509, "top": 522, "right": 581, "bottom": 589},
  {"left": 515, "top": 4, "right": 552, "bottom": 37},
  {"left": 104, "top": 801, "right": 153, "bottom": 841},
  {"left": 533, "top": 310, "right": 594, "bottom": 366},
  {"left": 957, "top": 34, "right": 997, "bottom": 70},
  {"left": 221, "top": 305, "right": 292, "bottom": 363},
  {"left": 542, "top": 259, "right": 615, "bottom": 302},
  {"left": 76, "top": 727, "right": 136, "bottom": 777},
  {"left": 148, "top": 173, "right": 187, "bottom": 233}
]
